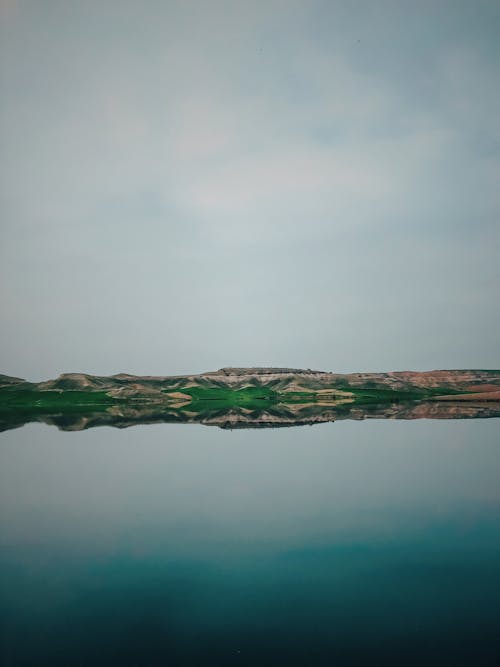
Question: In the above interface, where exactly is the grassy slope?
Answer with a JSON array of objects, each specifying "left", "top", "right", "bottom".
[
  {"left": 0, "top": 390, "right": 115, "bottom": 413},
  {"left": 176, "top": 384, "right": 466, "bottom": 405},
  {"left": 175, "top": 385, "right": 277, "bottom": 410}
]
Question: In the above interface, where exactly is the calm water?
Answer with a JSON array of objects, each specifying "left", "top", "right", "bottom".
[{"left": 1, "top": 419, "right": 500, "bottom": 666}]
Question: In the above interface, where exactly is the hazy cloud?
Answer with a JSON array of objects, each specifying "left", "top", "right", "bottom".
[{"left": 1, "top": 1, "right": 499, "bottom": 379}]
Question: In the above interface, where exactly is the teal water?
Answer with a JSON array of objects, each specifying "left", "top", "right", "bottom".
[{"left": 1, "top": 419, "right": 500, "bottom": 666}]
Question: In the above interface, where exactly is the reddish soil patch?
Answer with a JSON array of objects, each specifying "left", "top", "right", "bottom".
[
  {"left": 436, "top": 391, "right": 500, "bottom": 401},
  {"left": 464, "top": 384, "right": 500, "bottom": 392}
]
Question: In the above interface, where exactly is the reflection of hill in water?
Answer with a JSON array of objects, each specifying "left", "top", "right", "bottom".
[{"left": 2, "top": 400, "right": 500, "bottom": 433}]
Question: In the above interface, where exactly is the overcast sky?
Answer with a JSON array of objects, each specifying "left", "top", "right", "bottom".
[{"left": 1, "top": 0, "right": 499, "bottom": 380}]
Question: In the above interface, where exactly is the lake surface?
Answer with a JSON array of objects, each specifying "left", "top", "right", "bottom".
[{"left": 1, "top": 419, "right": 500, "bottom": 666}]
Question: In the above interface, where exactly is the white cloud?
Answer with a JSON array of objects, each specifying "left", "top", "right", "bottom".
[{"left": 1, "top": 0, "right": 499, "bottom": 377}]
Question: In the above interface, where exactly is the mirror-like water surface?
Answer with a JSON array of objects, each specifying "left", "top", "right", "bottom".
[{"left": 1, "top": 419, "right": 500, "bottom": 666}]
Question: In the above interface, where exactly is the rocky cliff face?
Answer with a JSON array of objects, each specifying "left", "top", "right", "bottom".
[{"left": 8, "top": 367, "right": 500, "bottom": 397}]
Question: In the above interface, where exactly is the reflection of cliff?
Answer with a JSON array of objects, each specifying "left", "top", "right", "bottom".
[{"left": 2, "top": 401, "right": 500, "bottom": 433}]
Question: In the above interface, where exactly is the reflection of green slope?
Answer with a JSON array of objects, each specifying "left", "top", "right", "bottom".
[{"left": 179, "top": 400, "right": 293, "bottom": 420}]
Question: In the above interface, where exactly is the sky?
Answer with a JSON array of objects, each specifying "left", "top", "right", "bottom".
[{"left": 1, "top": 0, "right": 499, "bottom": 380}]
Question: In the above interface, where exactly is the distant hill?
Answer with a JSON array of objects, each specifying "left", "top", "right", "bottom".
[{"left": 14, "top": 367, "right": 500, "bottom": 396}]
